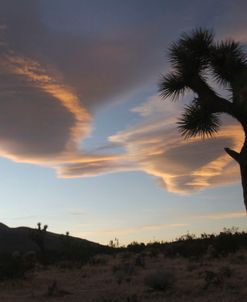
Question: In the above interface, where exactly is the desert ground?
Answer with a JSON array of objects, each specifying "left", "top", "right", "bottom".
[{"left": 0, "top": 248, "right": 246, "bottom": 302}]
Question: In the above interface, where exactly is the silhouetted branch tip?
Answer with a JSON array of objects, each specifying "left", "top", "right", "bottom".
[{"left": 224, "top": 148, "right": 240, "bottom": 163}]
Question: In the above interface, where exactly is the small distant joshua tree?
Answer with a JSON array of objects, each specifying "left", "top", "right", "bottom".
[
  {"left": 30, "top": 222, "right": 48, "bottom": 263},
  {"left": 109, "top": 238, "right": 119, "bottom": 248},
  {"left": 60, "top": 231, "right": 72, "bottom": 255},
  {"left": 159, "top": 28, "right": 247, "bottom": 212}
]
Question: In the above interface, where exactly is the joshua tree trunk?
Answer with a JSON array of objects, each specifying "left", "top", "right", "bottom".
[
  {"left": 225, "top": 136, "right": 247, "bottom": 213},
  {"left": 240, "top": 138, "right": 247, "bottom": 213},
  {"left": 240, "top": 160, "right": 247, "bottom": 213}
]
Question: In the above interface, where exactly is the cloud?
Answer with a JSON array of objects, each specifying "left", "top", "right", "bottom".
[
  {"left": 59, "top": 93, "right": 243, "bottom": 194},
  {"left": 68, "top": 209, "right": 86, "bottom": 216},
  {"left": 197, "top": 211, "right": 246, "bottom": 220},
  {"left": 0, "top": 1, "right": 162, "bottom": 166},
  {"left": 0, "top": 0, "right": 172, "bottom": 165},
  {"left": 0, "top": 53, "right": 91, "bottom": 162},
  {"left": 131, "top": 94, "right": 182, "bottom": 121},
  {"left": 0, "top": 0, "right": 245, "bottom": 196},
  {"left": 57, "top": 156, "right": 135, "bottom": 178},
  {"left": 77, "top": 222, "right": 188, "bottom": 238},
  {"left": 0, "top": 0, "right": 170, "bottom": 109},
  {"left": 109, "top": 97, "right": 243, "bottom": 194}
]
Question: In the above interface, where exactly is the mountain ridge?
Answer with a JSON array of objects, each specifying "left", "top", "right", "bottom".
[{"left": 0, "top": 222, "right": 101, "bottom": 253}]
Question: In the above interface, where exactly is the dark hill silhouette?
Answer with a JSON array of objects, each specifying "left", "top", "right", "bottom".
[
  {"left": 0, "top": 223, "right": 101, "bottom": 253},
  {"left": 0, "top": 223, "right": 9, "bottom": 231}
]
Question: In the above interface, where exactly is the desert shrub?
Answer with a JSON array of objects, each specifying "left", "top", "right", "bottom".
[
  {"left": 205, "top": 244, "right": 216, "bottom": 258},
  {"left": 135, "top": 255, "right": 145, "bottom": 268},
  {"left": 101, "top": 297, "right": 118, "bottom": 302},
  {"left": 120, "top": 251, "right": 134, "bottom": 260},
  {"left": 127, "top": 294, "right": 138, "bottom": 302},
  {"left": 203, "top": 267, "right": 233, "bottom": 289},
  {"left": 162, "top": 228, "right": 247, "bottom": 258},
  {"left": 46, "top": 280, "right": 71, "bottom": 297},
  {"left": 187, "top": 263, "right": 198, "bottom": 271},
  {"left": 23, "top": 250, "right": 37, "bottom": 264},
  {"left": 0, "top": 251, "right": 34, "bottom": 281},
  {"left": 89, "top": 255, "right": 108, "bottom": 266},
  {"left": 213, "top": 230, "right": 238, "bottom": 255},
  {"left": 25, "top": 251, "right": 36, "bottom": 264},
  {"left": 144, "top": 269, "right": 175, "bottom": 291},
  {"left": 219, "top": 266, "right": 233, "bottom": 278},
  {"left": 164, "top": 240, "right": 206, "bottom": 258},
  {"left": 101, "top": 295, "right": 138, "bottom": 302},
  {"left": 50, "top": 242, "right": 100, "bottom": 266},
  {"left": 113, "top": 262, "right": 135, "bottom": 284},
  {"left": 127, "top": 242, "right": 145, "bottom": 253},
  {"left": 57, "top": 260, "right": 75, "bottom": 270},
  {"left": 113, "top": 262, "right": 135, "bottom": 275},
  {"left": 145, "top": 247, "right": 160, "bottom": 258},
  {"left": 230, "top": 251, "right": 246, "bottom": 264},
  {"left": 203, "top": 270, "right": 223, "bottom": 289}
]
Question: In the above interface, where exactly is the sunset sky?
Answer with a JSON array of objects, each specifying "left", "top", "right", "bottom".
[{"left": 0, "top": 0, "right": 246, "bottom": 245}]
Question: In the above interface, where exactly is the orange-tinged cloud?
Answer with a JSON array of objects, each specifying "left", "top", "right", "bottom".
[
  {"left": 0, "top": 0, "right": 246, "bottom": 197},
  {"left": 76, "top": 222, "right": 188, "bottom": 238},
  {"left": 198, "top": 211, "right": 246, "bottom": 220},
  {"left": 3, "top": 54, "right": 92, "bottom": 152},
  {"left": 0, "top": 52, "right": 135, "bottom": 175},
  {"left": 0, "top": 53, "right": 131, "bottom": 176},
  {"left": 109, "top": 95, "right": 244, "bottom": 194},
  {"left": 0, "top": 53, "right": 243, "bottom": 198},
  {"left": 59, "top": 96, "right": 243, "bottom": 194},
  {"left": 56, "top": 156, "right": 135, "bottom": 178}
]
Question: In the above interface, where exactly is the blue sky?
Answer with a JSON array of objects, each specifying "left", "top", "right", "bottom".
[{"left": 0, "top": 0, "right": 246, "bottom": 244}]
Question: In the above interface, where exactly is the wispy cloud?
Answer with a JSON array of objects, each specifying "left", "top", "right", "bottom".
[
  {"left": 68, "top": 209, "right": 86, "bottom": 216},
  {"left": 197, "top": 211, "right": 246, "bottom": 221},
  {"left": 10, "top": 215, "right": 36, "bottom": 221},
  {"left": 0, "top": 1, "right": 169, "bottom": 169},
  {"left": 108, "top": 96, "right": 243, "bottom": 194},
  {"left": 77, "top": 222, "right": 188, "bottom": 238},
  {"left": 0, "top": 54, "right": 92, "bottom": 161},
  {"left": 0, "top": 0, "right": 245, "bottom": 196}
]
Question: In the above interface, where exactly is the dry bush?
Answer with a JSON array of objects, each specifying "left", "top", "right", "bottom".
[
  {"left": 113, "top": 262, "right": 135, "bottom": 284},
  {"left": 144, "top": 269, "right": 175, "bottom": 291}
]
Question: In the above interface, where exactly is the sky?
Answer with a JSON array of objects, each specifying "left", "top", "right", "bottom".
[{"left": 0, "top": 0, "right": 246, "bottom": 245}]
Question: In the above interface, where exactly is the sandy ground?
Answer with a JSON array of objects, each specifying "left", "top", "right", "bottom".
[{"left": 0, "top": 249, "right": 246, "bottom": 302}]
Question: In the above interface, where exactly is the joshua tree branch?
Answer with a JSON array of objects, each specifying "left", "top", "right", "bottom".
[
  {"left": 224, "top": 147, "right": 240, "bottom": 163},
  {"left": 189, "top": 76, "right": 234, "bottom": 116}
]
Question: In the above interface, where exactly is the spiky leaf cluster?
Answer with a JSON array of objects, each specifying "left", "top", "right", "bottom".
[
  {"left": 177, "top": 102, "right": 221, "bottom": 139},
  {"left": 210, "top": 41, "right": 246, "bottom": 84},
  {"left": 159, "top": 28, "right": 247, "bottom": 138},
  {"left": 159, "top": 73, "right": 186, "bottom": 100},
  {"left": 169, "top": 28, "right": 213, "bottom": 76},
  {"left": 210, "top": 41, "right": 247, "bottom": 100}
]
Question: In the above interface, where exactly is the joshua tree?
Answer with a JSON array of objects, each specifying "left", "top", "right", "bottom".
[
  {"left": 159, "top": 29, "right": 247, "bottom": 211},
  {"left": 30, "top": 223, "right": 48, "bottom": 263}
]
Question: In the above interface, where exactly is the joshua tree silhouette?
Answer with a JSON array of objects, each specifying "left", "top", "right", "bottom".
[
  {"left": 30, "top": 223, "right": 48, "bottom": 263},
  {"left": 159, "top": 28, "right": 247, "bottom": 212}
]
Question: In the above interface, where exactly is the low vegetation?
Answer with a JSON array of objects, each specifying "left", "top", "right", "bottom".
[
  {"left": 0, "top": 227, "right": 246, "bottom": 301},
  {"left": 144, "top": 269, "right": 175, "bottom": 291}
]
